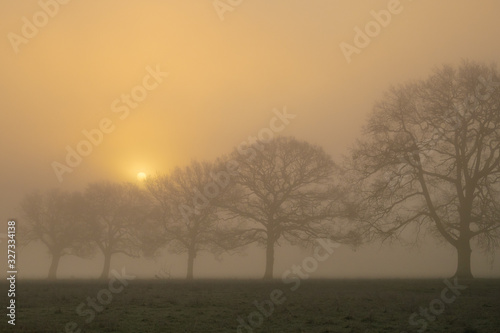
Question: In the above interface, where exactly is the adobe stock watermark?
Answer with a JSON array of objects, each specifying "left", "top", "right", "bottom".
[
  {"left": 236, "top": 238, "right": 340, "bottom": 333},
  {"left": 51, "top": 65, "right": 168, "bottom": 183},
  {"left": 340, "top": 0, "right": 415, "bottom": 64},
  {"left": 213, "top": 0, "right": 243, "bottom": 21},
  {"left": 61, "top": 267, "right": 135, "bottom": 333},
  {"left": 178, "top": 106, "right": 296, "bottom": 222},
  {"left": 8, "top": 0, "right": 73, "bottom": 54},
  {"left": 403, "top": 278, "right": 468, "bottom": 333}
]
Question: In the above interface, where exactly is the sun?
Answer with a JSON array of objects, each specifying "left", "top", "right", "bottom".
[{"left": 137, "top": 172, "right": 147, "bottom": 181}]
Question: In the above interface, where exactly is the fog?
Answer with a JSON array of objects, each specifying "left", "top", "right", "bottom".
[{"left": 1, "top": 0, "right": 500, "bottom": 280}]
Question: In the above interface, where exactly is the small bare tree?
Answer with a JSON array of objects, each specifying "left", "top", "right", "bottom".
[
  {"left": 349, "top": 61, "right": 500, "bottom": 279},
  {"left": 84, "top": 181, "right": 151, "bottom": 279},
  {"left": 218, "top": 136, "right": 342, "bottom": 279},
  {"left": 20, "top": 189, "right": 92, "bottom": 280},
  {"left": 145, "top": 161, "right": 220, "bottom": 280}
]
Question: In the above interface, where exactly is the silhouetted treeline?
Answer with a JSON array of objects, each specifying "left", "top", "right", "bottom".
[{"left": 20, "top": 61, "right": 500, "bottom": 280}]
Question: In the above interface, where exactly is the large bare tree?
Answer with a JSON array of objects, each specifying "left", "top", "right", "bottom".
[
  {"left": 219, "top": 136, "right": 341, "bottom": 279},
  {"left": 84, "top": 181, "right": 151, "bottom": 279},
  {"left": 349, "top": 62, "right": 500, "bottom": 279},
  {"left": 20, "top": 189, "right": 92, "bottom": 280},
  {"left": 145, "top": 161, "right": 221, "bottom": 280}
]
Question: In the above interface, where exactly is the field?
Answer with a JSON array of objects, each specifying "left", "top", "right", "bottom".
[{"left": 3, "top": 279, "right": 500, "bottom": 333}]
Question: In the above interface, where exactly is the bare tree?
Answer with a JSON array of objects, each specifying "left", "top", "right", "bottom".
[
  {"left": 20, "top": 189, "right": 92, "bottom": 280},
  {"left": 219, "top": 136, "right": 340, "bottom": 279},
  {"left": 349, "top": 61, "right": 500, "bottom": 279},
  {"left": 145, "top": 161, "right": 220, "bottom": 280},
  {"left": 84, "top": 181, "right": 151, "bottom": 279}
]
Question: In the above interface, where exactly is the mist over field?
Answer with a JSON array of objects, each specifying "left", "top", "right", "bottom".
[{"left": 1, "top": 1, "right": 500, "bottom": 332}]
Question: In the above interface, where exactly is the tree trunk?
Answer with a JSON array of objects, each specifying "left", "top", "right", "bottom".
[
  {"left": 99, "top": 251, "right": 112, "bottom": 280},
  {"left": 263, "top": 237, "right": 275, "bottom": 280},
  {"left": 186, "top": 249, "right": 196, "bottom": 280},
  {"left": 454, "top": 238, "right": 473, "bottom": 280},
  {"left": 48, "top": 252, "right": 61, "bottom": 280}
]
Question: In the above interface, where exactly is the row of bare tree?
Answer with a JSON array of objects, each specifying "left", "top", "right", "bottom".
[
  {"left": 22, "top": 136, "right": 351, "bottom": 280},
  {"left": 20, "top": 61, "right": 500, "bottom": 280}
]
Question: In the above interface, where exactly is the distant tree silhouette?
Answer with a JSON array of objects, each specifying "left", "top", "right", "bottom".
[
  {"left": 218, "top": 137, "right": 341, "bottom": 280},
  {"left": 145, "top": 161, "right": 221, "bottom": 280},
  {"left": 349, "top": 61, "right": 500, "bottom": 279},
  {"left": 84, "top": 181, "right": 151, "bottom": 279},
  {"left": 20, "top": 189, "right": 92, "bottom": 280}
]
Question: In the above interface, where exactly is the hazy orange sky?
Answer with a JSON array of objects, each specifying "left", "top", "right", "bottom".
[{"left": 1, "top": 0, "right": 500, "bottom": 278}]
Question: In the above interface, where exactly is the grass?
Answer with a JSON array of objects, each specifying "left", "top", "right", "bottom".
[{"left": 2, "top": 279, "right": 499, "bottom": 332}]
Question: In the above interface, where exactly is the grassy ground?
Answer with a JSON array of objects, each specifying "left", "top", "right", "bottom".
[{"left": 2, "top": 279, "right": 499, "bottom": 332}]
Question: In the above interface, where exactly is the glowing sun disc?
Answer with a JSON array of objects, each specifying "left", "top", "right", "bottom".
[{"left": 137, "top": 172, "right": 147, "bottom": 181}]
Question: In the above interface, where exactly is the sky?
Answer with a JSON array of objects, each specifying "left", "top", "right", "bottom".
[{"left": 1, "top": 0, "right": 499, "bottom": 279}]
